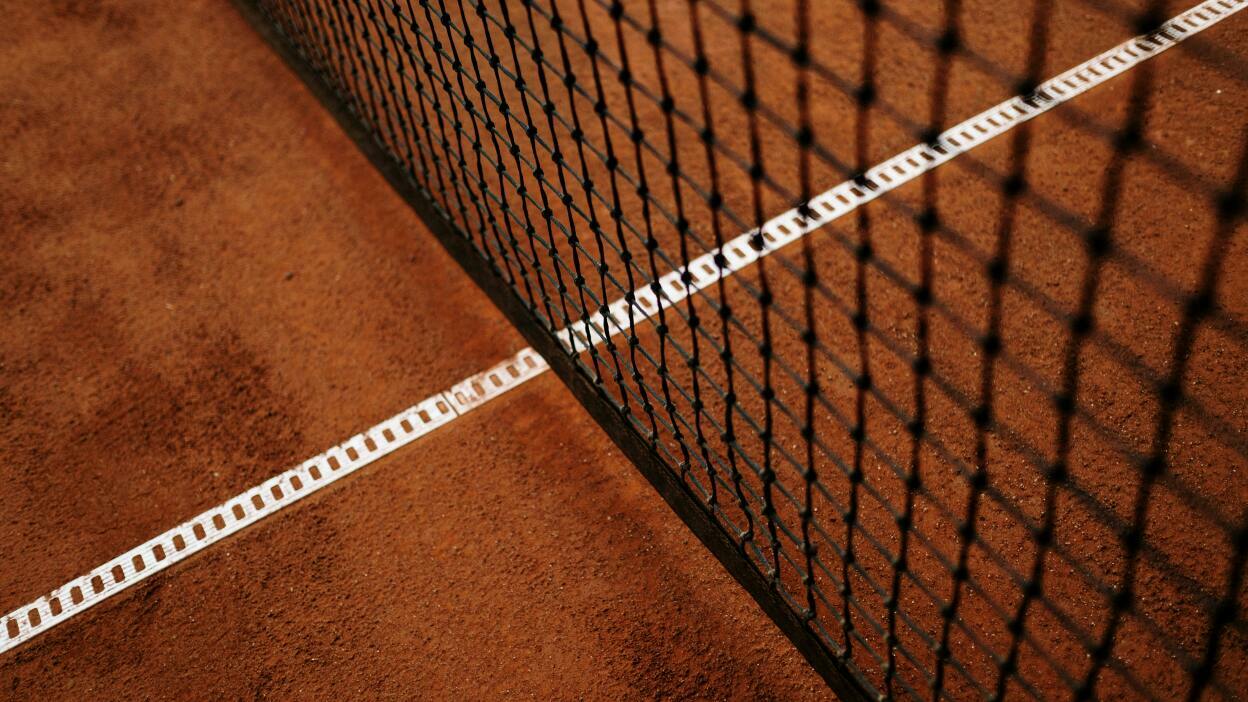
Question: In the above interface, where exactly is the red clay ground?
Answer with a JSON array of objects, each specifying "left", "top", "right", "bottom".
[
  {"left": 4, "top": 0, "right": 1247, "bottom": 699},
  {"left": 0, "top": 1, "right": 831, "bottom": 698}
]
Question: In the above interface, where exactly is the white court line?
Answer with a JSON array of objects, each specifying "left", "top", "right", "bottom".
[
  {"left": 1, "top": 0, "right": 1239, "bottom": 655},
  {"left": 0, "top": 349, "right": 549, "bottom": 654},
  {"left": 558, "top": 0, "right": 1245, "bottom": 354}
]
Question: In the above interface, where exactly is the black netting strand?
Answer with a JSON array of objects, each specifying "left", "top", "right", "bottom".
[{"left": 239, "top": 0, "right": 1248, "bottom": 698}]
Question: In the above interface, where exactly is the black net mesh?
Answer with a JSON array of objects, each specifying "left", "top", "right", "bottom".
[{"left": 239, "top": 0, "right": 1248, "bottom": 698}]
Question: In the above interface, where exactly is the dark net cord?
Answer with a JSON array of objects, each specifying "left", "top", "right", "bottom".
[
  {"left": 925, "top": 1, "right": 964, "bottom": 696},
  {"left": 987, "top": 1, "right": 1054, "bottom": 699},
  {"left": 339, "top": 0, "right": 1228, "bottom": 694},
  {"left": 270, "top": 0, "right": 1228, "bottom": 689},
  {"left": 239, "top": 0, "right": 1248, "bottom": 699}
]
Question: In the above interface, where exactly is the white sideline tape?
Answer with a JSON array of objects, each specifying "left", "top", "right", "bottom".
[
  {"left": 557, "top": 0, "right": 1245, "bottom": 354},
  {"left": 0, "top": 348, "right": 548, "bottom": 654},
  {"left": 2, "top": 0, "right": 1238, "bottom": 656}
]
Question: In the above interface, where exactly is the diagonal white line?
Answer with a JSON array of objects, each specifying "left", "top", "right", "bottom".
[
  {"left": 0, "top": 350, "right": 548, "bottom": 654},
  {"left": 557, "top": 0, "right": 1245, "bottom": 354},
  {"left": 2, "top": 0, "right": 1239, "bottom": 656}
]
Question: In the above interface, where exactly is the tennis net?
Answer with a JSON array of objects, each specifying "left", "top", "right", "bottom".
[{"left": 236, "top": 0, "right": 1248, "bottom": 698}]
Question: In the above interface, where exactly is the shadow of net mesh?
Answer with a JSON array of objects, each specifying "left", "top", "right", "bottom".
[{"left": 243, "top": 0, "right": 1248, "bottom": 698}]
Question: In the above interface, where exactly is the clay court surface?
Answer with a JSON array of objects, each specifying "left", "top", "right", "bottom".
[
  {"left": 0, "top": 2, "right": 832, "bottom": 697},
  {"left": 1, "top": 0, "right": 1246, "bottom": 699}
]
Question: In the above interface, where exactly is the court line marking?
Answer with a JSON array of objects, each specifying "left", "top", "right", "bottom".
[
  {"left": 0, "top": 349, "right": 549, "bottom": 654},
  {"left": 558, "top": 0, "right": 1244, "bottom": 353},
  {"left": 1, "top": 0, "right": 1237, "bottom": 655}
]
